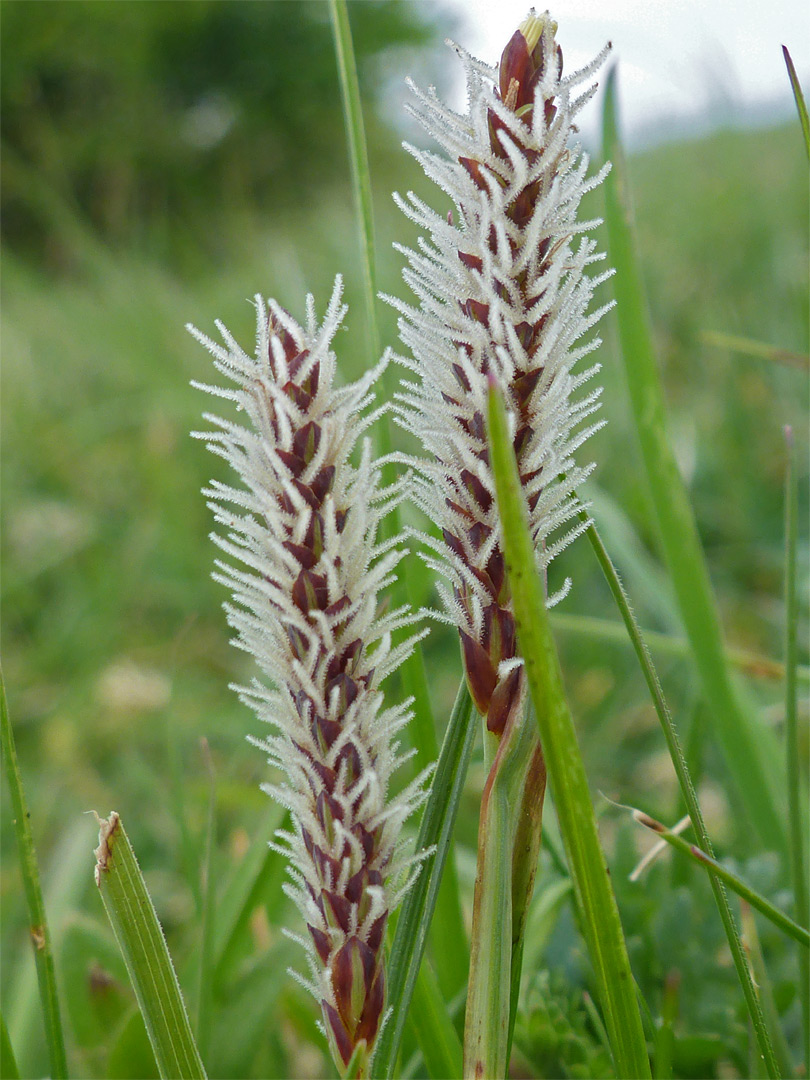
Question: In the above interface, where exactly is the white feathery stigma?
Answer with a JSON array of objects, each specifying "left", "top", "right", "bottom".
[
  {"left": 188, "top": 277, "right": 428, "bottom": 1067},
  {"left": 387, "top": 10, "right": 613, "bottom": 734}
]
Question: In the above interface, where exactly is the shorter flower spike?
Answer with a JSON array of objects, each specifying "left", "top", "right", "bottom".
[
  {"left": 189, "top": 278, "right": 428, "bottom": 1071},
  {"left": 390, "top": 9, "right": 612, "bottom": 736}
]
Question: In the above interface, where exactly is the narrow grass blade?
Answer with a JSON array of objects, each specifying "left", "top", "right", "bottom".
[
  {"left": 583, "top": 516, "right": 780, "bottom": 1077},
  {"left": 0, "top": 670, "right": 68, "bottom": 1080},
  {"left": 408, "top": 960, "right": 463, "bottom": 1079},
  {"left": 783, "top": 46, "right": 810, "bottom": 160},
  {"left": 328, "top": 0, "right": 380, "bottom": 366},
  {"left": 1, "top": 1011, "right": 20, "bottom": 1080},
  {"left": 783, "top": 426, "right": 810, "bottom": 1068},
  {"left": 701, "top": 330, "right": 810, "bottom": 372},
  {"left": 370, "top": 681, "right": 475, "bottom": 1080},
  {"left": 94, "top": 812, "right": 206, "bottom": 1079},
  {"left": 629, "top": 809, "right": 809, "bottom": 948},
  {"left": 486, "top": 385, "right": 650, "bottom": 1080},
  {"left": 602, "top": 68, "right": 785, "bottom": 856},
  {"left": 195, "top": 742, "right": 217, "bottom": 1060}
]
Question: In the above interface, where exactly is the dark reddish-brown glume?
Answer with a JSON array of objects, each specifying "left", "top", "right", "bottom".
[
  {"left": 443, "top": 25, "right": 565, "bottom": 738},
  {"left": 267, "top": 313, "right": 387, "bottom": 1064}
]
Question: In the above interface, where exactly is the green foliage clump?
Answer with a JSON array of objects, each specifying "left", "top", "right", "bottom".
[{"left": 513, "top": 971, "right": 616, "bottom": 1080}]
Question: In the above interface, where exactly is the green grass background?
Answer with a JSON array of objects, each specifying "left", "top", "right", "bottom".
[{"left": 1, "top": 11, "right": 808, "bottom": 1077}]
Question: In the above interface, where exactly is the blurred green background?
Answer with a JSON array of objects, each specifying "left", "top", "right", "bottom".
[{"left": 2, "top": 2, "right": 807, "bottom": 1078}]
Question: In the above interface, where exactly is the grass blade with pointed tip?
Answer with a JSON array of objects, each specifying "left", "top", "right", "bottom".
[
  {"left": 0, "top": 670, "right": 68, "bottom": 1080},
  {"left": 583, "top": 515, "right": 779, "bottom": 1077},
  {"left": 94, "top": 812, "right": 206, "bottom": 1079},
  {"left": 629, "top": 809, "right": 808, "bottom": 948},
  {"left": 370, "top": 680, "right": 475, "bottom": 1080},
  {"left": 783, "top": 46, "right": 810, "bottom": 160},
  {"left": 486, "top": 384, "right": 650, "bottom": 1080},
  {"left": 783, "top": 426, "right": 810, "bottom": 1068},
  {"left": 602, "top": 67, "right": 786, "bottom": 857}
]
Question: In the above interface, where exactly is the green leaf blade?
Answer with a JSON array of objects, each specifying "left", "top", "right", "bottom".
[
  {"left": 486, "top": 384, "right": 650, "bottom": 1080},
  {"left": 94, "top": 813, "right": 206, "bottom": 1080}
]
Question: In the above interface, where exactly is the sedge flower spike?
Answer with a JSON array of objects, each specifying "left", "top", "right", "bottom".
[
  {"left": 188, "top": 279, "right": 427, "bottom": 1071},
  {"left": 391, "top": 10, "right": 613, "bottom": 736}
]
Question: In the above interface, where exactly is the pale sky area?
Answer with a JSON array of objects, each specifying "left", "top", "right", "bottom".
[{"left": 438, "top": 0, "right": 809, "bottom": 146}]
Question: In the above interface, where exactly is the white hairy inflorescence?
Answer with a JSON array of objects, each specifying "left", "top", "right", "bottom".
[
  {"left": 189, "top": 278, "right": 427, "bottom": 1066},
  {"left": 388, "top": 11, "right": 613, "bottom": 734}
]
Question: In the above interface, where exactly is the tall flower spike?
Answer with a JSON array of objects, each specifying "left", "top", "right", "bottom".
[
  {"left": 390, "top": 10, "right": 612, "bottom": 736},
  {"left": 188, "top": 278, "right": 427, "bottom": 1073}
]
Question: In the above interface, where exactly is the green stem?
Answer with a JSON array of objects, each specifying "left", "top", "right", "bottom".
[
  {"left": 0, "top": 670, "right": 68, "bottom": 1080},
  {"left": 463, "top": 701, "right": 542, "bottom": 1079},
  {"left": 783, "top": 426, "right": 810, "bottom": 1068},
  {"left": 602, "top": 68, "right": 786, "bottom": 857},
  {"left": 487, "top": 385, "right": 650, "bottom": 1079},
  {"left": 507, "top": 732, "right": 546, "bottom": 1062},
  {"left": 584, "top": 516, "right": 780, "bottom": 1077},
  {"left": 94, "top": 812, "right": 206, "bottom": 1079}
]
